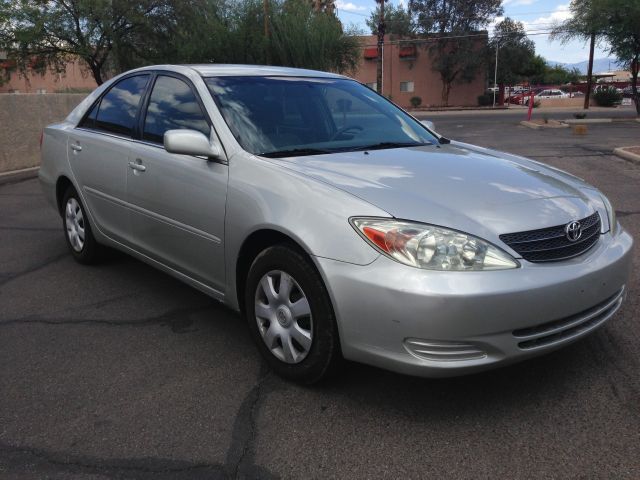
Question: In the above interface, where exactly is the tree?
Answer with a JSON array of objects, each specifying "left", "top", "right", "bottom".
[
  {"left": 270, "top": 0, "right": 361, "bottom": 73},
  {"left": 366, "top": 3, "right": 415, "bottom": 37},
  {"left": 596, "top": 0, "right": 640, "bottom": 115},
  {"left": 0, "top": 0, "right": 361, "bottom": 85},
  {"left": 551, "top": 0, "right": 607, "bottom": 109},
  {"left": 488, "top": 19, "right": 537, "bottom": 87},
  {"left": 553, "top": 0, "right": 640, "bottom": 115},
  {"left": 0, "top": 0, "right": 174, "bottom": 85},
  {"left": 408, "top": 0, "right": 503, "bottom": 105}
]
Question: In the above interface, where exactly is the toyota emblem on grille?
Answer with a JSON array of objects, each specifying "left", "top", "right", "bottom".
[{"left": 565, "top": 221, "right": 582, "bottom": 242}]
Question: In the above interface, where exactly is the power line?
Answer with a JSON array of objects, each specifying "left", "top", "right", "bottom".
[
  {"left": 356, "top": 28, "right": 577, "bottom": 46},
  {"left": 337, "top": 6, "right": 570, "bottom": 19}
]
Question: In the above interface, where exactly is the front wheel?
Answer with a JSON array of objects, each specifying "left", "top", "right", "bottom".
[{"left": 245, "top": 245, "right": 341, "bottom": 384}]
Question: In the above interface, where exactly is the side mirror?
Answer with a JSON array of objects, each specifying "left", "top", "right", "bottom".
[
  {"left": 164, "top": 129, "right": 221, "bottom": 159},
  {"left": 420, "top": 120, "right": 436, "bottom": 131}
]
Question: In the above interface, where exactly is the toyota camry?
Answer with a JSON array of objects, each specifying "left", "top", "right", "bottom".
[{"left": 39, "top": 65, "right": 633, "bottom": 383}]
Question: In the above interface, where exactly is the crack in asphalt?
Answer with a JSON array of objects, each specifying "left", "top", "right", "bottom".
[
  {"left": 0, "top": 304, "right": 213, "bottom": 333},
  {"left": 0, "top": 225, "right": 59, "bottom": 231},
  {"left": 0, "top": 441, "right": 228, "bottom": 479},
  {"left": 0, "top": 358, "right": 279, "bottom": 479},
  {"left": 0, "top": 251, "right": 68, "bottom": 286},
  {"left": 224, "top": 364, "right": 278, "bottom": 479}
]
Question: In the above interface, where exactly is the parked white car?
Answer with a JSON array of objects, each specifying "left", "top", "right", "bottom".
[{"left": 524, "top": 89, "right": 569, "bottom": 105}]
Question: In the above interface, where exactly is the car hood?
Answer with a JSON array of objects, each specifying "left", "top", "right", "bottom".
[{"left": 270, "top": 142, "right": 606, "bottom": 245}]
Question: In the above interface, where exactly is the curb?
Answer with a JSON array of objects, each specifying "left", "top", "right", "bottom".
[
  {"left": 613, "top": 147, "right": 640, "bottom": 165},
  {"left": 0, "top": 166, "right": 39, "bottom": 186},
  {"left": 562, "top": 118, "right": 613, "bottom": 124},
  {"left": 520, "top": 120, "right": 569, "bottom": 130}
]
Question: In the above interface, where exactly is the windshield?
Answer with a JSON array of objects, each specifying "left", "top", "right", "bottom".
[{"left": 205, "top": 76, "right": 438, "bottom": 157}]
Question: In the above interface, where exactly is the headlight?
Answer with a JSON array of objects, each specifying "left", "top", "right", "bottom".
[
  {"left": 350, "top": 218, "right": 519, "bottom": 271},
  {"left": 600, "top": 194, "right": 617, "bottom": 235}
]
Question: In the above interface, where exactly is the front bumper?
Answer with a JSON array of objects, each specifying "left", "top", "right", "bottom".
[{"left": 317, "top": 228, "right": 633, "bottom": 377}]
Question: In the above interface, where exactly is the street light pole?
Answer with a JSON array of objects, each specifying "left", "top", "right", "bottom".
[
  {"left": 493, "top": 40, "right": 499, "bottom": 108},
  {"left": 376, "top": 0, "right": 385, "bottom": 95}
]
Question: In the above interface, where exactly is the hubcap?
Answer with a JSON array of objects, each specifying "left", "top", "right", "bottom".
[
  {"left": 255, "top": 270, "right": 313, "bottom": 364},
  {"left": 65, "top": 197, "right": 85, "bottom": 252}
]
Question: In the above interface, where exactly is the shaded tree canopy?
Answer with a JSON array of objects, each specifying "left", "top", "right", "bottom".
[
  {"left": 366, "top": 3, "right": 415, "bottom": 37},
  {"left": 0, "top": 0, "right": 361, "bottom": 85},
  {"left": 488, "top": 18, "right": 538, "bottom": 85}
]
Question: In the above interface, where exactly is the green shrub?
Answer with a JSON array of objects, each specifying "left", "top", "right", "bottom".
[
  {"left": 593, "top": 87, "right": 622, "bottom": 107},
  {"left": 478, "top": 92, "right": 493, "bottom": 106},
  {"left": 410, "top": 96, "right": 422, "bottom": 108}
]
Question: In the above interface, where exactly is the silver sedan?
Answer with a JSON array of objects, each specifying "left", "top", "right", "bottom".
[{"left": 39, "top": 65, "right": 633, "bottom": 383}]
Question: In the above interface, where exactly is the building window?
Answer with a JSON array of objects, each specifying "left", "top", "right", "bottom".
[
  {"left": 365, "top": 82, "right": 377, "bottom": 91},
  {"left": 400, "top": 81, "right": 414, "bottom": 93}
]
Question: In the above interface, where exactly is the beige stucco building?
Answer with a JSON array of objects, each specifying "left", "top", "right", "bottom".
[{"left": 351, "top": 35, "right": 487, "bottom": 108}]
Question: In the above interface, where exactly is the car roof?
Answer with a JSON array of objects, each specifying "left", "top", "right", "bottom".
[{"left": 127, "top": 64, "right": 347, "bottom": 79}]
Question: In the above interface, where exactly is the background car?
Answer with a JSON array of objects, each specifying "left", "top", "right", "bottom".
[{"left": 524, "top": 89, "right": 569, "bottom": 105}]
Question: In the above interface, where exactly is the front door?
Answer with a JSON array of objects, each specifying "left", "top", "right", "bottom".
[{"left": 126, "top": 74, "right": 228, "bottom": 294}]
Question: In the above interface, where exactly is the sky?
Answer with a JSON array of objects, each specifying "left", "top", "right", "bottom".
[{"left": 335, "top": 0, "right": 614, "bottom": 65}]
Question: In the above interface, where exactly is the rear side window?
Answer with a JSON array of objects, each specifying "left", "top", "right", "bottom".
[
  {"left": 142, "top": 75, "right": 210, "bottom": 144},
  {"left": 92, "top": 75, "right": 150, "bottom": 136}
]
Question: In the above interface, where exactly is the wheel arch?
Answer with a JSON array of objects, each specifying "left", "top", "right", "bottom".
[
  {"left": 55, "top": 175, "right": 74, "bottom": 216},
  {"left": 234, "top": 228, "right": 317, "bottom": 316}
]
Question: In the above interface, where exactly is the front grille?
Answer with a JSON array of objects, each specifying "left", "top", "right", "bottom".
[
  {"left": 404, "top": 339, "right": 486, "bottom": 362},
  {"left": 513, "top": 286, "right": 625, "bottom": 350},
  {"left": 500, "top": 211, "right": 601, "bottom": 262}
]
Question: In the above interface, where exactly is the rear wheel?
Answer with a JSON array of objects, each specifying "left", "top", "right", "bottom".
[
  {"left": 245, "top": 245, "right": 341, "bottom": 384},
  {"left": 62, "top": 186, "right": 102, "bottom": 264}
]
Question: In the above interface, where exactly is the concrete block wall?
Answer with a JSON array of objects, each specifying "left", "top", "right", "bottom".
[{"left": 0, "top": 93, "right": 86, "bottom": 173}]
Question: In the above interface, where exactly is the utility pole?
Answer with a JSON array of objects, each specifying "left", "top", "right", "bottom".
[
  {"left": 584, "top": 31, "right": 595, "bottom": 110},
  {"left": 376, "top": 0, "right": 385, "bottom": 95},
  {"left": 263, "top": 0, "right": 270, "bottom": 64},
  {"left": 493, "top": 40, "right": 499, "bottom": 108}
]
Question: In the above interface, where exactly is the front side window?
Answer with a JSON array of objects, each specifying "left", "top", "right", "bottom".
[
  {"left": 205, "top": 76, "right": 437, "bottom": 156},
  {"left": 143, "top": 75, "right": 210, "bottom": 144},
  {"left": 93, "top": 75, "right": 150, "bottom": 136}
]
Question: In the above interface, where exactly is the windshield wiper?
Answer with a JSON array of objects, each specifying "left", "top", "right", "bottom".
[
  {"left": 344, "top": 141, "right": 432, "bottom": 152},
  {"left": 259, "top": 147, "right": 334, "bottom": 158}
]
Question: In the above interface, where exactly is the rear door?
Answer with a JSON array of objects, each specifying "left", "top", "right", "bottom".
[
  {"left": 69, "top": 74, "right": 150, "bottom": 244},
  {"left": 126, "top": 73, "right": 228, "bottom": 294}
]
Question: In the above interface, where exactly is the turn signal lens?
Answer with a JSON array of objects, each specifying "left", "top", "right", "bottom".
[
  {"left": 351, "top": 218, "right": 519, "bottom": 271},
  {"left": 600, "top": 193, "right": 617, "bottom": 236}
]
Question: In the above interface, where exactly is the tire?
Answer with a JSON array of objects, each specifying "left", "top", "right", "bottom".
[
  {"left": 245, "top": 244, "right": 341, "bottom": 384},
  {"left": 61, "top": 186, "right": 103, "bottom": 264}
]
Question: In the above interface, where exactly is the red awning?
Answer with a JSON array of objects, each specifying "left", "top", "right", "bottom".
[
  {"left": 399, "top": 45, "right": 416, "bottom": 59},
  {"left": 363, "top": 47, "right": 378, "bottom": 59}
]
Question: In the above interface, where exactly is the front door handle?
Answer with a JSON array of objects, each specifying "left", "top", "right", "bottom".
[
  {"left": 70, "top": 143, "right": 82, "bottom": 152},
  {"left": 128, "top": 160, "right": 146, "bottom": 172}
]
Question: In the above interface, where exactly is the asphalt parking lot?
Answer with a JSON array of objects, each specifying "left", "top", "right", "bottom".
[{"left": 1, "top": 113, "right": 639, "bottom": 479}]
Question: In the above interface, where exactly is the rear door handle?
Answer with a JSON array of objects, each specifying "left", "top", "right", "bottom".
[
  {"left": 70, "top": 143, "right": 82, "bottom": 152},
  {"left": 128, "top": 160, "right": 146, "bottom": 172}
]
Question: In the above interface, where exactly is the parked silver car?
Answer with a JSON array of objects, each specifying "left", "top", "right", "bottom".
[{"left": 39, "top": 65, "right": 633, "bottom": 383}]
